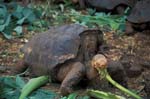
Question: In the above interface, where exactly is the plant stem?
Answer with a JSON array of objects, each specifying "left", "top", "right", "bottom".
[{"left": 97, "top": 68, "right": 142, "bottom": 99}]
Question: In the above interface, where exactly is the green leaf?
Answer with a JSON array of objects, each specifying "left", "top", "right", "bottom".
[
  {"left": 87, "top": 8, "right": 96, "bottom": 15},
  {"left": 0, "top": 19, "right": 4, "bottom": 24},
  {"left": 17, "top": 17, "right": 26, "bottom": 25},
  {"left": 0, "top": 76, "right": 17, "bottom": 89},
  {"left": 0, "top": 24, "right": 5, "bottom": 31},
  {"left": 67, "top": 93, "right": 77, "bottom": 99},
  {"left": 15, "top": 5, "right": 24, "bottom": 13},
  {"left": 19, "top": 76, "right": 49, "bottom": 99},
  {"left": 0, "top": 14, "right": 11, "bottom": 32},
  {"left": 29, "top": 89, "right": 58, "bottom": 99},
  {"left": 2, "top": 32, "right": 12, "bottom": 39},
  {"left": 0, "top": 4, "right": 10, "bottom": 32},
  {"left": 88, "top": 90, "right": 126, "bottom": 99},
  {"left": 0, "top": 76, "right": 91, "bottom": 99},
  {"left": 4, "top": 14, "right": 11, "bottom": 26},
  {"left": 16, "top": 76, "right": 26, "bottom": 88},
  {"left": 0, "top": 76, "right": 22, "bottom": 99},
  {"left": 80, "top": 96, "right": 90, "bottom": 99},
  {"left": 27, "top": 13, "right": 36, "bottom": 23},
  {"left": 33, "top": 8, "right": 43, "bottom": 18},
  {"left": 2, "top": 21, "right": 16, "bottom": 39},
  {"left": 0, "top": 4, "right": 7, "bottom": 17},
  {"left": 22, "top": 7, "right": 36, "bottom": 23},
  {"left": 0, "top": 0, "right": 4, "bottom": 3},
  {"left": 14, "top": 26, "right": 23, "bottom": 35},
  {"left": 12, "top": 5, "right": 24, "bottom": 19}
]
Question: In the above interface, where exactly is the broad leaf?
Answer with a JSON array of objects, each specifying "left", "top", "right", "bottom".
[
  {"left": 29, "top": 89, "right": 58, "bottom": 99},
  {"left": 12, "top": 5, "right": 24, "bottom": 19},
  {"left": 4, "top": 14, "right": 11, "bottom": 26},
  {"left": 17, "top": 17, "right": 26, "bottom": 25},
  {"left": 2, "top": 32, "right": 12, "bottom": 39},
  {"left": 14, "top": 26, "right": 23, "bottom": 35},
  {"left": 0, "top": 24, "right": 5, "bottom": 31},
  {"left": 16, "top": 75, "right": 26, "bottom": 88},
  {"left": 22, "top": 7, "right": 36, "bottom": 23},
  {"left": 0, "top": 4, "right": 7, "bottom": 17}
]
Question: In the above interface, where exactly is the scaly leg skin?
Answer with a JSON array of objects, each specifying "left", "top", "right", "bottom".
[{"left": 59, "top": 62, "right": 86, "bottom": 95}]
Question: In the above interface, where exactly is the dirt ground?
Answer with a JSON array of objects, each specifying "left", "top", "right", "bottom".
[
  {"left": 103, "top": 30, "right": 150, "bottom": 97},
  {"left": 0, "top": 28, "right": 150, "bottom": 97}
]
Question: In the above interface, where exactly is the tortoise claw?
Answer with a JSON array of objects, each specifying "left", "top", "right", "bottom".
[{"left": 59, "top": 86, "right": 73, "bottom": 96}]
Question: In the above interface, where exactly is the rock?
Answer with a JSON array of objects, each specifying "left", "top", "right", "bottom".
[
  {"left": 107, "top": 60, "right": 127, "bottom": 87},
  {"left": 127, "top": 63, "right": 142, "bottom": 78}
]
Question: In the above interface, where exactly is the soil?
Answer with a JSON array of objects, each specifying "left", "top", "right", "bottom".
[
  {"left": 103, "top": 30, "right": 150, "bottom": 97},
  {"left": 0, "top": 28, "right": 150, "bottom": 97}
]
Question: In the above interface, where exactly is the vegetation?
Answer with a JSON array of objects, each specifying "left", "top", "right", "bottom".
[
  {"left": 0, "top": 0, "right": 128, "bottom": 39},
  {"left": 19, "top": 76, "right": 49, "bottom": 99},
  {"left": 0, "top": 76, "right": 90, "bottom": 99},
  {"left": 0, "top": 1, "right": 145, "bottom": 99},
  {"left": 0, "top": 2, "right": 36, "bottom": 39}
]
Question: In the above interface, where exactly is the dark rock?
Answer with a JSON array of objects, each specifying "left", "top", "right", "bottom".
[
  {"left": 120, "top": 55, "right": 143, "bottom": 78},
  {"left": 126, "top": 0, "right": 150, "bottom": 34},
  {"left": 107, "top": 60, "right": 127, "bottom": 87},
  {"left": 127, "top": 63, "right": 142, "bottom": 78},
  {"left": 80, "top": 0, "right": 137, "bottom": 14}
]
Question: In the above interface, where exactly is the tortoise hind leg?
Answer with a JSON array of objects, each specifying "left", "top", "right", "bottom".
[{"left": 59, "top": 62, "right": 86, "bottom": 95}]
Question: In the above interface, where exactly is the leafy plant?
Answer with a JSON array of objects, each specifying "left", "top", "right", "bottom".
[
  {"left": 0, "top": 2, "right": 36, "bottom": 39},
  {"left": 0, "top": 76, "right": 90, "bottom": 99},
  {"left": 0, "top": 76, "right": 25, "bottom": 99},
  {"left": 29, "top": 2, "right": 127, "bottom": 35},
  {"left": 90, "top": 54, "right": 142, "bottom": 99},
  {"left": 87, "top": 90, "right": 126, "bottom": 99},
  {"left": 0, "top": 76, "right": 58, "bottom": 99},
  {"left": 61, "top": 93, "right": 90, "bottom": 99},
  {"left": 69, "top": 9, "right": 126, "bottom": 32},
  {"left": 19, "top": 76, "right": 49, "bottom": 99}
]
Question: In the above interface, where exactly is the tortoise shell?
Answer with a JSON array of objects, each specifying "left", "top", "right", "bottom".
[
  {"left": 127, "top": 0, "right": 150, "bottom": 23},
  {"left": 21, "top": 24, "right": 102, "bottom": 75},
  {"left": 86, "top": 0, "right": 137, "bottom": 10}
]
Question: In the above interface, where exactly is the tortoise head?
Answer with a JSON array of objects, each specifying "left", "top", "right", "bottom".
[{"left": 80, "top": 30, "right": 103, "bottom": 54}]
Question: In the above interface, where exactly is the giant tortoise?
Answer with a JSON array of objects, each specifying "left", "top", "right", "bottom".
[
  {"left": 77, "top": 0, "right": 137, "bottom": 14},
  {"left": 13, "top": 24, "right": 127, "bottom": 95},
  {"left": 126, "top": 0, "right": 150, "bottom": 34}
]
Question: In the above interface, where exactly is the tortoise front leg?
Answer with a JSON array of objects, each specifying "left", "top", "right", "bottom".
[{"left": 59, "top": 62, "right": 86, "bottom": 95}]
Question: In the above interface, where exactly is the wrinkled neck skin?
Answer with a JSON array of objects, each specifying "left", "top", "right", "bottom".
[{"left": 80, "top": 31, "right": 101, "bottom": 62}]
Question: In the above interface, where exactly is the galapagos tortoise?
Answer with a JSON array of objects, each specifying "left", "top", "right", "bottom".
[
  {"left": 14, "top": 24, "right": 103, "bottom": 95},
  {"left": 13, "top": 24, "right": 127, "bottom": 95},
  {"left": 78, "top": 0, "right": 137, "bottom": 14},
  {"left": 126, "top": 0, "right": 150, "bottom": 34}
]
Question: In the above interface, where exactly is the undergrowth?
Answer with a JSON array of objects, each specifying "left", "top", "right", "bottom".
[{"left": 0, "top": 0, "right": 128, "bottom": 39}]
